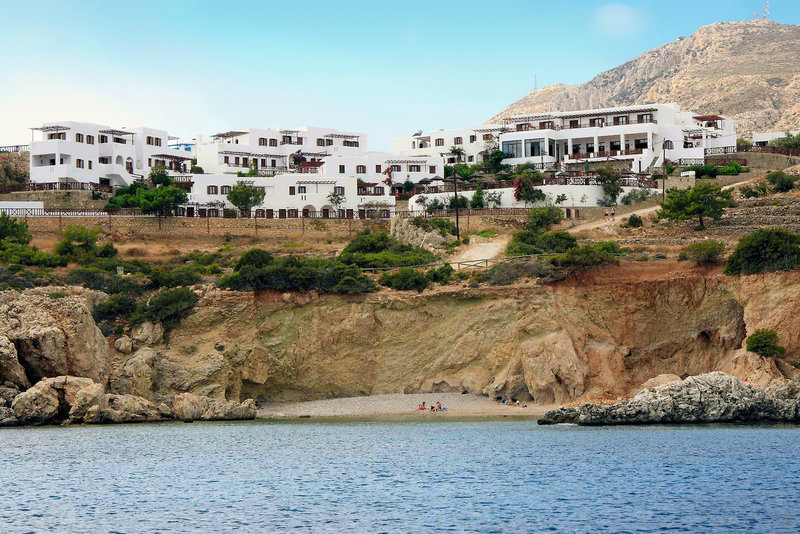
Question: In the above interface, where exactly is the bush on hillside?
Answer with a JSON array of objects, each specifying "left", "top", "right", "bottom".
[
  {"left": 684, "top": 163, "right": 719, "bottom": 179},
  {"left": 746, "top": 329, "right": 786, "bottom": 358},
  {"left": 0, "top": 213, "right": 32, "bottom": 245},
  {"left": 131, "top": 287, "right": 198, "bottom": 327},
  {"left": 148, "top": 265, "right": 203, "bottom": 288},
  {"left": 380, "top": 268, "right": 430, "bottom": 292},
  {"left": 724, "top": 228, "right": 800, "bottom": 275},
  {"left": 549, "top": 241, "right": 622, "bottom": 268},
  {"left": 620, "top": 189, "right": 655, "bottom": 205},
  {"left": 718, "top": 161, "right": 745, "bottom": 176},
  {"left": 525, "top": 206, "right": 562, "bottom": 232},
  {"left": 766, "top": 171, "right": 796, "bottom": 193},
  {"left": 93, "top": 294, "right": 137, "bottom": 323},
  {"left": 338, "top": 232, "right": 436, "bottom": 269},
  {"left": 739, "top": 182, "right": 771, "bottom": 198},
  {"left": 481, "top": 259, "right": 568, "bottom": 286},
  {"left": 426, "top": 263, "right": 453, "bottom": 284},
  {"left": 623, "top": 214, "right": 644, "bottom": 228},
  {"left": 235, "top": 248, "right": 273, "bottom": 271},
  {"left": 0, "top": 241, "right": 67, "bottom": 267},
  {"left": 680, "top": 240, "right": 725, "bottom": 265},
  {"left": 506, "top": 230, "right": 577, "bottom": 256}
]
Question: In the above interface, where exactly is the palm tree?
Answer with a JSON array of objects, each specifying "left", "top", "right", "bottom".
[{"left": 449, "top": 146, "right": 465, "bottom": 166}]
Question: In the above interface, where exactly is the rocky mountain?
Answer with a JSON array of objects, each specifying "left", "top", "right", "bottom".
[{"left": 489, "top": 20, "right": 800, "bottom": 137}]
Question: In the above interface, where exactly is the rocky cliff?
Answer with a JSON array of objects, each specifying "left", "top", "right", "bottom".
[
  {"left": 2, "top": 265, "right": 799, "bottom": 422},
  {"left": 489, "top": 20, "right": 800, "bottom": 136}
]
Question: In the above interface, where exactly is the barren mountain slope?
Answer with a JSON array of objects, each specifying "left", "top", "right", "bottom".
[{"left": 489, "top": 20, "right": 800, "bottom": 136}]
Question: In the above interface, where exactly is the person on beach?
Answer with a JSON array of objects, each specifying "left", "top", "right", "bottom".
[
  {"left": 436, "top": 402, "right": 444, "bottom": 412},
  {"left": 416, "top": 402, "right": 426, "bottom": 411},
  {"left": 611, "top": 206, "right": 616, "bottom": 220},
  {"left": 604, "top": 209, "right": 608, "bottom": 220}
]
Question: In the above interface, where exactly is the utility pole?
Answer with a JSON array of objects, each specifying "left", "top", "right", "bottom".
[{"left": 453, "top": 173, "right": 460, "bottom": 240}]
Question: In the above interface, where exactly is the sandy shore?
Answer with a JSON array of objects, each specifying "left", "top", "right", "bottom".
[{"left": 259, "top": 393, "right": 552, "bottom": 420}]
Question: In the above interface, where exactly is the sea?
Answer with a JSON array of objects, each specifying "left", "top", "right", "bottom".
[{"left": 1, "top": 420, "right": 799, "bottom": 533}]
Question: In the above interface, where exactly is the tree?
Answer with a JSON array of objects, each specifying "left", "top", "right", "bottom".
[
  {"left": 766, "top": 171, "right": 796, "bottom": 193},
  {"left": 596, "top": 164, "right": 622, "bottom": 206},
  {"left": 54, "top": 225, "right": 101, "bottom": 259},
  {"left": 513, "top": 171, "right": 546, "bottom": 205},
  {"left": 0, "top": 152, "right": 28, "bottom": 185},
  {"left": 0, "top": 213, "right": 31, "bottom": 245},
  {"left": 658, "top": 183, "right": 734, "bottom": 229},
  {"left": 149, "top": 164, "right": 172, "bottom": 187},
  {"left": 485, "top": 190, "right": 503, "bottom": 209},
  {"left": 449, "top": 146, "right": 465, "bottom": 165},
  {"left": 555, "top": 194, "right": 567, "bottom": 205},
  {"left": 736, "top": 137, "right": 753, "bottom": 150},
  {"left": 470, "top": 185, "right": 485, "bottom": 209},
  {"left": 453, "top": 163, "right": 477, "bottom": 180},
  {"left": 403, "top": 179, "right": 415, "bottom": 193},
  {"left": 327, "top": 190, "right": 346, "bottom": 214},
  {"left": 227, "top": 182, "right": 266, "bottom": 216},
  {"left": 769, "top": 132, "right": 800, "bottom": 151},
  {"left": 190, "top": 165, "right": 204, "bottom": 174},
  {"left": 482, "top": 150, "right": 509, "bottom": 174},
  {"left": 237, "top": 161, "right": 259, "bottom": 178},
  {"left": 104, "top": 180, "right": 187, "bottom": 217},
  {"left": 746, "top": 329, "right": 786, "bottom": 357},
  {"left": 525, "top": 206, "right": 562, "bottom": 232}
]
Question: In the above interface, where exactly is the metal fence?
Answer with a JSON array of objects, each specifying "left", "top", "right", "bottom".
[
  {"left": 0, "top": 181, "right": 113, "bottom": 194},
  {"left": 706, "top": 146, "right": 800, "bottom": 158}
]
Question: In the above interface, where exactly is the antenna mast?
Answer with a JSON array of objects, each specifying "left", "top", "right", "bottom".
[{"left": 762, "top": 1, "right": 770, "bottom": 20}]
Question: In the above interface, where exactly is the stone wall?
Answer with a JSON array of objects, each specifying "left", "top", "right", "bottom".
[{"left": 0, "top": 190, "right": 109, "bottom": 210}]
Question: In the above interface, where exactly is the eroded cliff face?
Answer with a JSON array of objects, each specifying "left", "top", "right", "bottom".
[
  {"left": 2, "top": 266, "right": 798, "bottom": 409},
  {"left": 116, "top": 265, "right": 800, "bottom": 406}
]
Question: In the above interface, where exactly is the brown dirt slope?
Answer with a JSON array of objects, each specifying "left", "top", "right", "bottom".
[{"left": 489, "top": 20, "right": 800, "bottom": 136}]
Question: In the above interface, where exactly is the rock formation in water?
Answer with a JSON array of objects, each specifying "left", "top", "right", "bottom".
[{"left": 538, "top": 371, "right": 800, "bottom": 425}]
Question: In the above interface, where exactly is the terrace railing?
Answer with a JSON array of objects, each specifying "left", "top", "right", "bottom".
[
  {"left": 0, "top": 181, "right": 113, "bottom": 194},
  {"left": 706, "top": 145, "right": 800, "bottom": 158}
]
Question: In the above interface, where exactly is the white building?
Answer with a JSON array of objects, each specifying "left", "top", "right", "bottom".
[
  {"left": 194, "top": 126, "right": 367, "bottom": 176},
  {"left": 182, "top": 172, "right": 395, "bottom": 219},
  {"left": 29, "top": 122, "right": 191, "bottom": 187},
  {"left": 390, "top": 125, "right": 506, "bottom": 165},
  {"left": 752, "top": 130, "right": 800, "bottom": 147},
  {"left": 498, "top": 103, "right": 736, "bottom": 172}
]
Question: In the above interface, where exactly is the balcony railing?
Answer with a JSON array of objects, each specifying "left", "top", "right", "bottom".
[
  {"left": 0, "top": 145, "right": 30, "bottom": 153},
  {"left": 567, "top": 148, "right": 644, "bottom": 159},
  {"left": 706, "top": 145, "right": 800, "bottom": 158},
  {"left": 0, "top": 181, "right": 114, "bottom": 194}
]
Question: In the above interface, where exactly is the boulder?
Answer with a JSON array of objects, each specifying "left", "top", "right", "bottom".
[
  {"left": 131, "top": 321, "right": 164, "bottom": 346},
  {"left": 0, "top": 335, "right": 28, "bottom": 389},
  {"left": 97, "top": 394, "right": 169, "bottom": 424},
  {"left": 11, "top": 382, "right": 59, "bottom": 425},
  {"left": 539, "top": 372, "right": 800, "bottom": 426},
  {"left": 0, "top": 406, "right": 17, "bottom": 425},
  {"left": 0, "top": 385, "right": 20, "bottom": 407},
  {"left": 172, "top": 392, "right": 256, "bottom": 421},
  {"left": 114, "top": 335, "right": 133, "bottom": 354},
  {"left": 68, "top": 383, "right": 107, "bottom": 423}
]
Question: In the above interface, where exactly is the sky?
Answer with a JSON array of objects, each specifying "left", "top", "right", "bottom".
[{"left": 1, "top": 0, "right": 799, "bottom": 151}]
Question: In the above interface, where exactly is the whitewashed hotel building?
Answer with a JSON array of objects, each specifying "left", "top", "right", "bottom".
[
  {"left": 752, "top": 130, "right": 800, "bottom": 146},
  {"left": 498, "top": 103, "right": 736, "bottom": 171},
  {"left": 390, "top": 125, "right": 507, "bottom": 165},
  {"left": 29, "top": 122, "right": 192, "bottom": 187}
]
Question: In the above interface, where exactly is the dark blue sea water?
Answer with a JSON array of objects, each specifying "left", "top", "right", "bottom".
[{"left": 1, "top": 421, "right": 799, "bottom": 533}]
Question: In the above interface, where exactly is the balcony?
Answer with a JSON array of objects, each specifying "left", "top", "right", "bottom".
[
  {"left": 566, "top": 149, "right": 644, "bottom": 160},
  {"left": 561, "top": 118, "right": 657, "bottom": 130}
]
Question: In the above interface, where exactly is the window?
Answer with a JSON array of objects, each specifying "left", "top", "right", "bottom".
[
  {"left": 224, "top": 156, "right": 229, "bottom": 164},
  {"left": 207, "top": 185, "right": 218, "bottom": 194},
  {"left": 569, "top": 120, "right": 579, "bottom": 128},
  {"left": 269, "top": 138, "right": 278, "bottom": 147},
  {"left": 638, "top": 113, "right": 652, "bottom": 123},
  {"left": 610, "top": 140, "right": 621, "bottom": 151},
  {"left": 375, "top": 186, "right": 385, "bottom": 195},
  {"left": 338, "top": 165, "right": 345, "bottom": 173},
  {"left": 525, "top": 138, "right": 544, "bottom": 157},
  {"left": 391, "top": 165, "right": 401, "bottom": 172},
  {"left": 501, "top": 140, "right": 522, "bottom": 158},
  {"left": 76, "top": 159, "right": 84, "bottom": 168},
  {"left": 282, "top": 135, "right": 292, "bottom": 144},
  {"left": 428, "top": 165, "right": 436, "bottom": 174},
  {"left": 146, "top": 136, "right": 153, "bottom": 145},
  {"left": 75, "top": 133, "right": 84, "bottom": 143},
  {"left": 113, "top": 137, "right": 126, "bottom": 144},
  {"left": 589, "top": 118, "right": 603, "bottom": 127},
  {"left": 634, "top": 138, "right": 649, "bottom": 149},
  {"left": 148, "top": 158, "right": 152, "bottom": 166},
  {"left": 289, "top": 186, "right": 296, "bottom": 195},
  {"left": 467, "top": 156, "right": 474, "bottom": 162},
  {"left": 469, "top": 135, "right": 476, "bottom": 143},
  {"left": 483, "top": 133, "right": 493, "bottom": 141},
  {"left": 296, "top": 137, "right": 304, "bottom": 144},
  {"left": 88, "top": 161, "right": 92, "bottom": 170},
  {"left": 613, "top": 116, "right": 629, "bottom": 126},
  {"left": 221, "top": 185, "right": 231, "bottom": 194},
  {"left": 539, "top": 121, "right": 553, "bottom": 130},
  {"left": 375, "top": 164, "right": 382, "bottom": 173},
  {"left": 298, "top": 186, "right": 307, "bottom": 194},
  {"left": 334, "top": 186, "right": 345, "bottom": 195},
  {"left": 343, "top": 139, "right": 357, "bottom": 147},
  {"left": 453, "top": 136, "right": 463, "bottom": 145},
  {"left": 572, "top": 144, "right": 581, "bottom": 154},
  {"left": 86, "top": 135, "right": 94, "bottom": 145},
  {"left": 234, "top": 157, "right": 240, "bottom": 165},
  {"left": 271, "top": 159, "right": 277, "bottom": 167},
  {"left": 259, "top": 138, "right": 267, "bottom": 146},
  {"left": 155, "top": 137, "right": 161, "bottom": 146},
  {"left": 517, "top": 123, "right": 530, "bottom": 132},
  {"left": 356, "top": 165, "right": 366, "bottom": 174},
  {"left": 261, "top": 159, "right": 266, "bottom": 167},
  {"left": 409, "top": 165, "right": 421, "bottom": 172},
  {"left": 435, "top": 138, "right": 444, "bottom": 146},
  {"left": 99, "top": 135, "right": 108, "bottom": 143},
  {"left": 317, "top": 138, "right": 326, "bottom": 146},
  {"left": 586, "top": 143, "right": 594, "bottom": 153},
  {"left": 242, "top": 158, "right": 249, "bottom": 167},
  {"left": 99, "top": 157, "right": 109, "bottom": 164}
]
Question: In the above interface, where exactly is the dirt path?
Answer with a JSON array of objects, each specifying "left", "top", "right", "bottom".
[
  {"left": 568, "top": 178, "right": 754, "bottom": 235},
  {"left": 451, "top": 234, "right": 510, "bottom": 267}
]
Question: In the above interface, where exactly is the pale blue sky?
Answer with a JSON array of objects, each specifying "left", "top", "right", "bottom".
[{"left": 1, "top": 0, "right": 798, "bottom": 150}]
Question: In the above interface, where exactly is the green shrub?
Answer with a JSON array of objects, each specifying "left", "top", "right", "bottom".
[
  {"left": 746, "top": 329, "right": 786, "bottom": 357},
  {"left": 149, "top": 266, "right": 203, "bottom": 288},
  {"left": 66, "top": 268, "right": 147, "bottom": 295},
  {"left": 620, "top": 189, "right": 655, "bottom": 205},
  {"left": 507, "top": 230, "right": 576, "bottom": 256},
  {"left": 0, "top": 213, "right": 32, "bottom": 245},
  {"left": 624, "top": 214, "right": 644, "bottom": 228},
  {"left": 525, "top": 206, "right": 562, "bottom": 232},
  {"left": 55, "top": 226, "right": 102, "bottom": 260},
  {"left": 740, "top": 182, "right": 771, "bottom": 198},
  {"left": 339, "top": 232, "right": 436, "bottom": 269},
  {"left": 724, "top": 229, "right": 800, "bottom": 275},
  {"left": 682, "top": 240, "right": 725, "bottom": 265},
  {"left": 409, "top": 217, "right": 457, "bottom": 237},
  {"left": 131, "top": 287, "right": 198, "bottom": 327},
  {"left": 0, "top": 266, "right": 33, "bottom": 290},
  {"left": 380, "top": 268, "right": 429, "bottom": 292},
  {"left": 236, "top": 248, "right": 273, "bottom": 270},
  {"left": 483, "top": 259, "right": 568, "bottom": 285},
  {"left": 185, "top": 251, "right": 225, "bottom": 266},
  {"left": 550, "top": 241, "right": 622, "bottom": 268},
  {"left": 426, "top": 263, "right": 453, "bottom": 284},
  {"left": 93, "top": 294, "right": 137, "bottom": 323},
  {"left": 219, "top": 256, "right": 376, "bottom": 294},
  {"left": 0, "top": 241, "right": 67, "bottom": 267},
  {"left": 718, "top": 161, "right": 744, "bottom": 176},
  {"left": 766, "top": 171, "right": 796, "bottom": 193},
  {"left": 684, "top": 163, "right": 719, "bottom": 179},
  {"left": 47, "top": 292, "right": 68, "bottom": 299}
]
